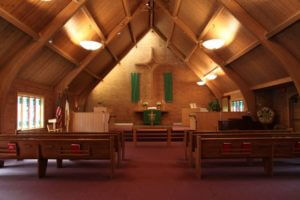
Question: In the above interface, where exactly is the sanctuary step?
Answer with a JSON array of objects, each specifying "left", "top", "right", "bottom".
[{"left": 125, "top": 131, "right": 184, "bottom": 142}]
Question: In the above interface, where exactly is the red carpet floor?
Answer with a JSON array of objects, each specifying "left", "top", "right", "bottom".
[{"left": 0, "top": 142, "right": 300, "bottom": 200}]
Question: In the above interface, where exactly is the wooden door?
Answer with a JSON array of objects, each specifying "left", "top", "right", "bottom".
[{"left": 290, "top": 95, "right": 300, "bottom": 131}]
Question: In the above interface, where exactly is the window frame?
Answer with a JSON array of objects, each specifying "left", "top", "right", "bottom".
[{"left": 17, "top": 92, "right": 45, "bottom": 130}]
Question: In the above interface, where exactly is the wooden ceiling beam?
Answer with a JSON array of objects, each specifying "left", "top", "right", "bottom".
[
  {"left": 156, "top": 0, "right": 198, "bottom": 43},
  {"left": 185, "top": 44, "right": 198, "bottom": 62},
  {"left": 173, "top": 0, "right": 182, "bottom": 16},
  {"left": 150, "top": 0, "right": 154, "bottom": 28},
  {"left": 84, "top": 68, "right": 101, "bottom": 80},
  {"left": 81, "top": 6, "right": 106, "bottom": 42},
  {"left": 251, "top": 77, "right": 293, "bottom": 90},
  {"left": 0, "top": 7, "right": 40, "bottom": 40},
  {"left": 166, "top": 0, "right": 182, "bottom": 47},
  {"left": 56, "top": 47, "right": 103, "bottom": 92},
  {"left": 155, "top": 0, "right": 184, "bottom": 47},
  {"left": 156, "top": 0, "right": 255, "bottom": 110},
  {"left": 0, "top": 0, "right": 86, "bottom": 131},
  {"left": 106, "top": 47, "right": 119, "bottom": 62},
  {"left": 166, "top": 23, "right": 175, "bottom": 47},
  {"left": 106, "top": 0, "right": 148, "bottom": 44},
  {"left": 122, "top": 0, "right": 137, "bottom": 44},
  {"left": 152, "top": 26, "right": 167, "bottom": 41},
  {"left": 198, "top": 6, "right": 224, "bottom": 40},
  {"left": 225, "top": 41, "right": 260, "bottom": 65},
  {"left": 265, "top": 11, "right": 300, "bottom": 39},
  {"left": 55, "top": 0, "right": 148, "bottom": 93},
  {"left": 186, "top": 61, "right": 223, "bottom": 99},
  {"left": 219, "top": 0, "right": 300, "bottom": 94},
  {"left": 47, "top": 43, "right": 80, "bottom": 66},
  {"left": 122, "top": 0, "right": 131, "bottom": 16},
  {"left": 223, "top": 90, "right": 240, "bottom": 97},
  {"left": 225, "top": 77, "right": 293, "bottom": 93},
  {"left": 202, "top": 48, "right": 256, "bottom": 114},
  {"left": 168, "top": 44, "right": 186, "bottom": 62},
  {"left": 81, "top": 6, "right": 119, "bottom": 61},
  {"left": 152, "top": 27, "right": 223, "bottom": 99},
  {"left": 77, "top": 29, "right": 150, "bottom": 101}
]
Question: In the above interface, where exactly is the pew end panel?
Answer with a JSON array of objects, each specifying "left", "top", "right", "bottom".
[
  {"left": 0, "top": 160, "right": 4, "bottom": 168},
  {"left": 195, "top": 136, "right": 275, "bottom": 179}
]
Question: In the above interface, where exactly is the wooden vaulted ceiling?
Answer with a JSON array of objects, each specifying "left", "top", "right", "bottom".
[{"left": 0, "top": 0, "right": 299, "bottom": 109}]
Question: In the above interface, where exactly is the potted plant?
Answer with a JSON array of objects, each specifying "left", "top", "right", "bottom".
[{"left": 208, "top": 99, "right": 221, "bottom": 112}]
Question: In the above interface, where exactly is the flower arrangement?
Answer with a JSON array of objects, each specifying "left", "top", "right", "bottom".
[
  {"left": 257, "top": 107, "right": 275, "bottom": 124},
  {"left": 156, "top": 101, "right": 162, "bottom": 106},
  {"left": 143, "top": 102, "right": 148, "bottom": 106}
]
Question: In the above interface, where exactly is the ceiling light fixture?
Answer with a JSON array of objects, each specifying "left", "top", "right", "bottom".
[
  {"left": 80, "top": 40, "right": 102, "bottom": 51},
  {"left": 206, "top": 74, "right": 217, "bottom": 80},
  {"left": 202, "top": 39, "right": 225, "bottom": 50},
  {"left": 197, "top": 80, "right": 206, "bottom": 86},
  {"left": 41, "top": 0, "right": 52, "bottom": 2}
]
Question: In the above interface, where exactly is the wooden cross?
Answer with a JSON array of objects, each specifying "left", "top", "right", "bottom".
[
  {"left": 148, "top": 110, "right": 156, "bottom": 126},
  {"left": 135, "top": 48, "right": 160, "bottom": 101}
]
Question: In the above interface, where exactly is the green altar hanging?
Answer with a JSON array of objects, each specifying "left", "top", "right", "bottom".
[{"left": 143, "top": 109, "right": 161, "bottom": 125}]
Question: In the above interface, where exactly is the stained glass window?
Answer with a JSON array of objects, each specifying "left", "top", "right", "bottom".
[
  {"left": 17, "top": 94, "right": 44, "bottom": 130},
  {"left": 231, "top": 100, "right": 244, "bottom": 112}
]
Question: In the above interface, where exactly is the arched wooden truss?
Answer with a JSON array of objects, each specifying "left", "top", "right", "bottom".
[{"left": 0, "top": 0, "right": 299, "bottom": 130}]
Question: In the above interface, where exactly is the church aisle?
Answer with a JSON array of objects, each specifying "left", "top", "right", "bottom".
[{"left": 0, "top": 142, "right": 299, "bottom": 200}]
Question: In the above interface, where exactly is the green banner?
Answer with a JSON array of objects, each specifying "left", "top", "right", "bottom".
[
  {"left": 131, "top": 73, "right": 140, "bottom": 103},
  {"left": 164, "top": 72, "right": 173, "bottom": 102}
]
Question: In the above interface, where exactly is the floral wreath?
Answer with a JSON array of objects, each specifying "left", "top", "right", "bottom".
[{"left": 257, "top": 107, "right": 275, "bottom": 124}]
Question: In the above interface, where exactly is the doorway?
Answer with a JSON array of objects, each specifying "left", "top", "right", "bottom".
[{"left": 290, "top": 94, "right": 300, "bottom": 131}]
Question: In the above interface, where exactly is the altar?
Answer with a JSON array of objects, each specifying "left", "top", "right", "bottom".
[{"left": 134, "top": 107, "right": 168, "bottom": 125}]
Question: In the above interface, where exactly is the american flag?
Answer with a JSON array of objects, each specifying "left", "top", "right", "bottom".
[{"left": 55, "top": 97, "right": 63, "bottom": 129}]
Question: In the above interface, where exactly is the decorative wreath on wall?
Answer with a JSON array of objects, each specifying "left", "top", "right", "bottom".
[{"left": 257, "top": 107, "right": 275, "bottom": 124}]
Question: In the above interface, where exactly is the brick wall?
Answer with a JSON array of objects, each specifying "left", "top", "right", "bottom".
[
  {"left": 85, "top": 32, "right": 216, "bottom": 125},
  {"left": 2, "top": 79, "right": 55, "bottom": 133},
  {"left": 254, "top": 83, "right": 297, "bottom": 128}
]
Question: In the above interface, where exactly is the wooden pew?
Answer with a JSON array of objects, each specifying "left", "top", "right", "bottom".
[
  {"left": 195, "top": 136, "right": 300, "bottom": 179},
  {"left": 15, "top": 131, "right": 125, "bottom": 166},
  {"left": 185, "top": 129, "right": 294, "bottom": 165},
  {"left": 0, "top": 159, "right": 4, "bottom": 168},
  {"left": 184, "top": 129, "right": 293, "bottom": 156},
  {"left": 0, "top": 136, "right": 116, "bottom": 178}
]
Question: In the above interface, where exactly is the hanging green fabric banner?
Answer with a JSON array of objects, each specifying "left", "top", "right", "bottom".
[
  {"left": 131, "top": 72, "right": 140, "bottom": 103},
  {"left": 164, "top": 72, "right": 173, "bottom": 102}
]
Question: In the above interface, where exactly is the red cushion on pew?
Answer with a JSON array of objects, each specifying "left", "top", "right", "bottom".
[
  {"left": 71, "top": 144, "right": 80, "bottom": 152},
  {"left": 223, "top": 143, "right": 232, "bottom": 152},
  {"left": 7, "top": 143, "right": 16, "bottom": 152},
  {"left": 242, "top": 142, "right": 252, "bottom": 152}
]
